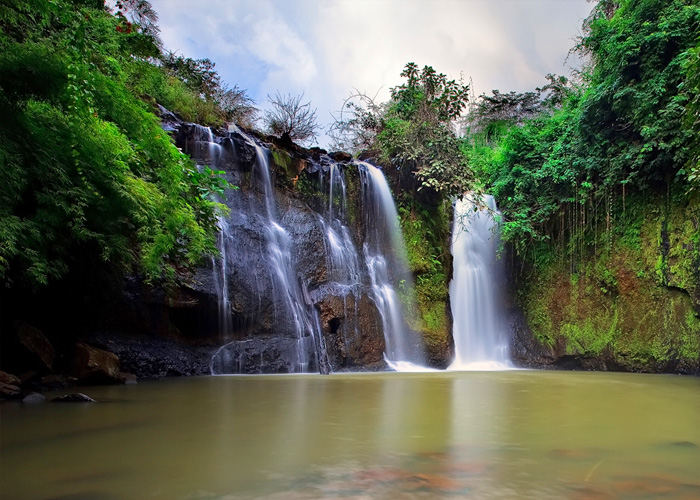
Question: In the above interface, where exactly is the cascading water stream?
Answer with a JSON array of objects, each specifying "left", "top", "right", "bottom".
[
  {"left": 190, "top": 125, "right": 233, "bottom": 340},
  {"left": 449, "top": 194, "right": 511, "bottom": 370},
  {"left": 358, "top": 162, "right": 431, "bottom": 372},
  {"left": 210, "top": 128, "right": 327, "bottom": 374}
]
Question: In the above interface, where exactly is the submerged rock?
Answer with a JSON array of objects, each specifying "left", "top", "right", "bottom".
[
  {"left": 210, "top": 336, "right": 318, "bottom": 374},
  {"left": 51, "top": 393, "right": 96, "bottom": 403},
  {"left": 22, "top": 392, "right": 46, "bottom": 403}
]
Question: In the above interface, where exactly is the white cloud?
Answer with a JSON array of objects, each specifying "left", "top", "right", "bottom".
[{"left": 150, "top": 0, "right": 593, "bottom": 147}]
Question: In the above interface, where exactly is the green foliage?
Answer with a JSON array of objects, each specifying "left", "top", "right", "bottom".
[
  {"left": 465, "top": 0, "right": 700, "bottom": 372},
  {"left": 398, "top": 196, "right": 453, "bottom": 364},
  {"left": 331, "top": 63, "right": 473, "bottom": 196},
  {"left": 0, "top": 0, "right": 228, "bottom": 289},
  {"left": 684, "top": 40, "right": 700, "bottom": 189},
  {"left": 380, "top": 64, "right": 472, "bottom": 195},
  {"left": 478, "top": 0, "right": 700, "bottom": 266}
]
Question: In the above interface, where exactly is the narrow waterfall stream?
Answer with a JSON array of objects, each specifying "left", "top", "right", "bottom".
[
  {"left": 449, "top": 195, "right": 511, "bottom": 370},
  {"left": 190, "top": 125, "right": 233, "bottom": 341},
  {"left": 359, "top": 162, "right": 430, "bottom": 371},
  {"left": 209, "top": 128, "right": 325, "bottom": 374}
]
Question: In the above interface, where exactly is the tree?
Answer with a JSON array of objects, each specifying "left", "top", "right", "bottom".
[
  {"left": 378, "top": 63, "right": 472, "bottom": 195},
  {"left": 330, "top": 63, "right": 472, "bottom": 195},
  {"left": 216, "top": 84, "right": 258, "bottom": 128},
  {"left": 0, "top": 0, "right": 227, "bottom": 289},
  {"left": 162, "top": 53, "right": 221, "bottom": 100},
  {"left": 328, "top": 89, "right": 385, "bottom": 154},
  {"left": 263, "top": 92, "right": 319, "bottom": 145},
  {"left": 480, "top": 0, "right": 700, "bottom": 263}
]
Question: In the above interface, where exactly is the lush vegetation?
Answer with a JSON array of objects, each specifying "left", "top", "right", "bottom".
[
  {"left": 477, "top": 0, "right": 700, "bottom": 265},
  {"left": 328, "top": 0, "right": 699, "bottom": 368},
  {"left": 0, "top": 0, "right": 254, "bottom": 291},
  {"left": 468, "top": 0, "right": 700, "bottom": 370},
  {"left": 1, "top": 0, "right": 697, "bottom": 370},
  {"left": 332, "top": 62, "right": 471, "bottom": 196}
]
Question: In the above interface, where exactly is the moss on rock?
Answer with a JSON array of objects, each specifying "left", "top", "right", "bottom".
[{"left": 517, "top": 193, "right": 700, "bottom": 374}]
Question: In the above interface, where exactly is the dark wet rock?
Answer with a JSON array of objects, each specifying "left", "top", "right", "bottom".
[
  {"left": 87, "top": 332, "right": 213, "bottom": 379},
  {"left": 330, "top": 151, "right": 353, "bottom": 162},
  {"left": 210, "top": 335, "right": 318, "bottom": 374},
  {"left": 71, "top": 342, "right": 121, "bottom": 385},
  {"left": 312, "top": 283, "right": 385, "bottom": 369},
  {"left": 12, "top": 321, "right": 55, "bottom": 373},
  {"left": 22, "top": 392, "right": 46, "bottom": 403},
  {"left": 284, "top": 200, "right": 329, "bottom": 289},
  {"left": 223, "top": 130, "right": 257, "bottom": 171},
  {"left": 508, "top": 307, "right": 558, "bottom": 369},
  {"left": 0, "top": 381, "right": 21, "bottom": 399},
  {"left": 39, "top": 374, "right": 74, "bottom": 390},
  {"left": 0, "top": 370, "right": 21, "bottom": 386},
  {"left": 155, "top": 103, "right": 182, "bottom": 133},
  {"left": 0, "top": 370, "right": 22, "bottom": 399},
  {"left": 51, "top": 393, "right": 96, "bottom": 403}
]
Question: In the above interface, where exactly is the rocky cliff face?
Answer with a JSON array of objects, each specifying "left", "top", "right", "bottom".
[
  {"left": 123, "top": 122, "right": 392, "bottom": 374},
  {"left": 508, "top": 193, "right": 700, "bottom": 374}
]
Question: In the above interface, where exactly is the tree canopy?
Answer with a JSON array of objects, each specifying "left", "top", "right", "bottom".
[
  {"left": 468, "top": 0, "right": 700, "bottom": 261},
  {"left": 0, "top": 0, "right": 233, "bottom": 289}
]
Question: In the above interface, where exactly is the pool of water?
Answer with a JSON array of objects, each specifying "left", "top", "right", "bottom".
[{"left": 1, "top": 370, "right": 699, "bottom": 499}]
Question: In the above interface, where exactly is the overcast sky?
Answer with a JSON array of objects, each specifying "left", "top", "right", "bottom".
[{"left": 151, "top": 0, "right": 594, "bottom": 147}]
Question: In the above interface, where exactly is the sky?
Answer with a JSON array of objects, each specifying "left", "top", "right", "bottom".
[{"left": 150, "top": 0, "right": 595, "bottom": 147}]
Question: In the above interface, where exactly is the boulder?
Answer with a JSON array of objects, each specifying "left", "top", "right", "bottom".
[
  {"left": 13, "top": 321, "right": 55, "bottom": 372},
  {"left": 87, "top": 332, "right": 213, "bottom": 379},
  {"left": 0, "top": 382, "right": 21, "bottom": 398},
  {"left": 72, "top": 342, "right": 122, "bottom": 385},
  {"left": 312, "top": 284, "right": 386, "bottom": 369},
  {"left": 0, "top": 370, "right": 21, "bottom": 386},
  {"left": 40, "top": 374, "right": 73, "bottom": 390},
  {"left": 0, "top": 371, "right": 22, "bottom": 399},
  {"left": 210, "top": 335, "right": 318, "bottom": 374},
  {"left": 22, "top": 392, "right": 46, "bottom": 404},
  {"left": 330, "top": 151, "right": 352, "bottom": 162}
]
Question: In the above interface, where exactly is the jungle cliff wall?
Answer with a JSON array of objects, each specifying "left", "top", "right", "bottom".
[{"left": 510, "top": 192, "right": 700, "bottom": 374}]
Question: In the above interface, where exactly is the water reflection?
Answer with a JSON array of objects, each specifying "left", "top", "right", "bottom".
[{"left": 1, "top": 372, "right": 699, "bottom": 499}]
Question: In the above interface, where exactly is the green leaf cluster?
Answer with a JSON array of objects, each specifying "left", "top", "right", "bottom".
[
  {"left": 0, "top": 0, "right": 228, "bottom": 289},
  {"left": 331, "top": 63, "right": 473, "bottom": 196},
  {"left": 479, "top": 0, "right": 700, "bottom": 263}
]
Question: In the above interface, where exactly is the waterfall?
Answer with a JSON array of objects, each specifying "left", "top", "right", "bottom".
[
  {"left": 318, "top": 163, "right": 360, "bottom": 285},
  {"left": 192, "top": 124, "right": 222, "bottom": 167},
  {"left": 209, "top": 128, "right": 327, "bottom": 374},
  {"left": 358, "top": 162, "right": 430, "bottom": 371},
  {"left": 190, "top": 125, "right": 233, "bottom": 339},
  {"left": 196, "top": 122, "right": 430, "bottom": 373},
  {"left": 449, "top": 194, "right": 511, "bottom": 370}
]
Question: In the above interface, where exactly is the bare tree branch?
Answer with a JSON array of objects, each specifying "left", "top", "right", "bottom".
[{"left": 264, "top": 92, "right": 319, "bottom": 146}]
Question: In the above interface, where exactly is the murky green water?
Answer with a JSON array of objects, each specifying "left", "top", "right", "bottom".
[{"left": 1, "top": 370, "right": 699, "bottom": 499}]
